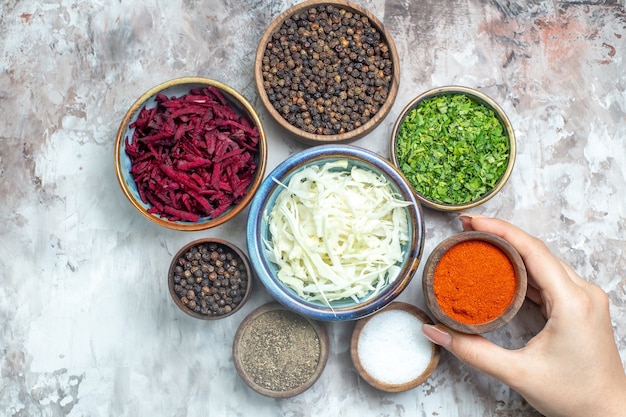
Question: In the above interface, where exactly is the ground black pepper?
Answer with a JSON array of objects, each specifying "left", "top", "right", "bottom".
[
  {"left": 238, "top": 309, "right": 321, "bottom": 392},
  {"left": 172, "top": 242, "right": 248, "bottom": 317},
  {"left": 262, "top": 5, "right": 393, "bottom": 135}
]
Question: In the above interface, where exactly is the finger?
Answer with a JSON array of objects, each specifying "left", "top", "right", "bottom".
[
  {"left": 525, "top": 284, "right": 550, "bottom": 318},
  {"left": 423, "top": 324, "right": 521, "bottom": 383},
  {"left": 558, "top": 262, "right": 610, "bottom": 314},
  {"left": 460, "top": 215, "right": 580, "bottom": 299},
  {"left": 460, "top": 213, "right": 486, "bottom": 231},
  {"left": 525, "top": 284, "right": 542, "bottom": 305},
  {"left": 559, "top": 259, "right": 588, "bottom": 287}
]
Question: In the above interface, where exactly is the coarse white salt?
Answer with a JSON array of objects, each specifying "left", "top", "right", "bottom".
[{"left": 357, "top": 309, "right": 433, "bottom": 385}]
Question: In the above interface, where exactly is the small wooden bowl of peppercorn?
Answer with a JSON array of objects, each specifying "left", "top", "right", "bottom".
[
  {"left": 390, "top": 86, "right": 516, "bottom": 211},
  {"left": 422, "top": 231, "right": 527, "bottom": 334},
  {"left": 255, "top": 0, "right": 400, "bottom": 145},
  {"left": 168, "top": 238, "right": 253, "bottom": 320}
]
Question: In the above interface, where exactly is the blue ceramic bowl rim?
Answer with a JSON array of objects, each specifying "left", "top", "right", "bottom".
[
  {"left": 114, "top": 77, "right": 267, "bottom": 231},
  {"left": 246, "top": 144, "right": 425, "bottom": 321}
]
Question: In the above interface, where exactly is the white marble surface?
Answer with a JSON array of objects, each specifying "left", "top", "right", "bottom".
[{"left": 1, "top": 0, "right": 625, "bottom": 416}]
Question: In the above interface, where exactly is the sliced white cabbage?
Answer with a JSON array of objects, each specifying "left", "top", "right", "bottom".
[{"left": 264, "top": 160, "right": 410, "bottom": 306}]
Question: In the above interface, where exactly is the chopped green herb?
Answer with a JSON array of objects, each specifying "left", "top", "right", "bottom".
[{"left": 395, "top": 93, "right": 510, "bottom": 205}]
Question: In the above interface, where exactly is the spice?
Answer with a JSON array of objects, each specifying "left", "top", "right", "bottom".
[
  {"left": 433, "top": 240, "right": 516, "bottom": 324},
  {"left": 237, "top": 309, "right": 321, "bottom": 392},
  {"left": 125, "top": 86, "right": 260, "bottom": 222},
  {"left": 395, "top": 93, "right": 510, "bottom": 205},
  {"left": 261, "top": 5, "right": 393, "bottom": 135},
  {"left": 171, "top": 241, "right": 248, "bottom": 317},
  {"left": 356, "top": 309, "right": 434, "bottom": 385}
]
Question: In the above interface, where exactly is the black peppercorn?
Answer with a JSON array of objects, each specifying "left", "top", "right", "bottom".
[
  {"left": 261, "top": 5, "right": 392, "bottom": 136},
  {"left": 171, "top": 242, "right": 249, "bottom": 317}
]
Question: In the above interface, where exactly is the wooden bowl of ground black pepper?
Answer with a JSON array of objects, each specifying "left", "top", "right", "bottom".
[
  {"left": 255, "top": 0, "right": 400, "bottom": 145},
  {"left": 168, "top": 238, "right": 252, "bottom": 320},
  {"left": 232, "top": 302, "right": 330, "bottom": 398}
]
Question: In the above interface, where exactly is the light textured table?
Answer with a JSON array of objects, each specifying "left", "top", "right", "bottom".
[{"left": 1, "top": 1, "right": 624, "bottom": 416}]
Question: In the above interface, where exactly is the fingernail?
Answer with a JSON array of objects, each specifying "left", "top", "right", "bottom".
[
  {"left": 459, "top": 214, "right": 472, "bottom": 225},
  {"left": 459, "top": 213, "right": 486, "bottom": 221},
  {"left": 422, "top": 324, "right": 452, "bottom": 348}
]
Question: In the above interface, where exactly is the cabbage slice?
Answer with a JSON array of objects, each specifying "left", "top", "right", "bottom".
[{"left": 264, "top": 160, "right": 411, "bottom": 307}]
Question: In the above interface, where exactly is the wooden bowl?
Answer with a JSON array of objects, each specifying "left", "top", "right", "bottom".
[
  {"left": 390, "top": 86, "right": 516, "bottom": 211},
  {"left": 232, "top": 302, "right": 330, "bottom": 398},
  {"left": 115, "top": 77, "right": 267, "bottom": 231},
  {"left": 255, "top": 0, "right": 400, "bottom": 145},
  {"left": 422, "top": 231, "right": 527, "bottom": 334},
  {"left": 168, "top": 238, "right": 253, "bottom": 320},
  {"left": 350, "top": 302, "right": 440, "bottom": 392}
]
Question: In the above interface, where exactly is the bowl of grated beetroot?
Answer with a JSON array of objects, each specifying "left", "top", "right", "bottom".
[{"left": 115, "top": 77, "right": 268, "bottom": 231}]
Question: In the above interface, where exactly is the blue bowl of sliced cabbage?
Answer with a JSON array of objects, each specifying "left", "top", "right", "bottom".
[{"left": 246, "top": 144, "right": 425, "bottom": 321}]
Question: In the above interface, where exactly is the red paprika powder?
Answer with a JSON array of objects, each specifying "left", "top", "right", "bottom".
[{"left": 433, "top": 240, "right": 516, "bottom": 324}]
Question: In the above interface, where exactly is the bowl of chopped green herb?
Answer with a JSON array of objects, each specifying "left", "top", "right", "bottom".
[{"left": 390, "top": 86, "right": 516, "bottom": 211}]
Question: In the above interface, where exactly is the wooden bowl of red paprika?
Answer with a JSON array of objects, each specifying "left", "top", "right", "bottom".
[{"left": 422, "top": 231, "right": 527, "bottom": 334}]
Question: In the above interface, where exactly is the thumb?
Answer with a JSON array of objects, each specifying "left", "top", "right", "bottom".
[{"left": 422, "top": 324, "right": 519, "bottom": 383}]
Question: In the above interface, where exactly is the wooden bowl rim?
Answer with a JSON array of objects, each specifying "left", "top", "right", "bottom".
[
  {"left": 254, "top": 0, "right": 400, "bottom": 145},
  {"left": 114, "top": 76, "right": 268, "bottom": 231},
  {"left": 421, "top": 231, "right": 528, "bottom": 334},
  {"left": 350, "top": 301, "right": 441, "bottom": 392},
  {"left": 232, "top": 302, "right": 330, "bottom": 398},
  {"left": 389, "top": 85, "right": 516, "bottom": 211},
  {"left": 167, "top": 238, "right": 253, "bottom": 320}
]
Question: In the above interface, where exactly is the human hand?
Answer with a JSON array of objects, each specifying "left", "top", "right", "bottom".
[{"left": 422, "top": 215, "right": 626, "bottom": 417}]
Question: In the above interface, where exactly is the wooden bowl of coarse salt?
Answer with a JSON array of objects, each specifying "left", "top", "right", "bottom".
[{"left": 350, "top": 302, "right": 440, "bottom": 392}]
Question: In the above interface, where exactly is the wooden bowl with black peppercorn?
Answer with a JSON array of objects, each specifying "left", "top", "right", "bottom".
[
  {"left": 168, "top": 238, "right": 253, "bottom": 320},
  {"left": 255, "top": 0, "right": 400, "bottom": 145}
]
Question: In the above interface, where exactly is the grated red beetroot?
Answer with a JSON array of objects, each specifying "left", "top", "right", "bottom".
[{"left": 125, "top": 86, "right": 260, "bottom": 222}]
